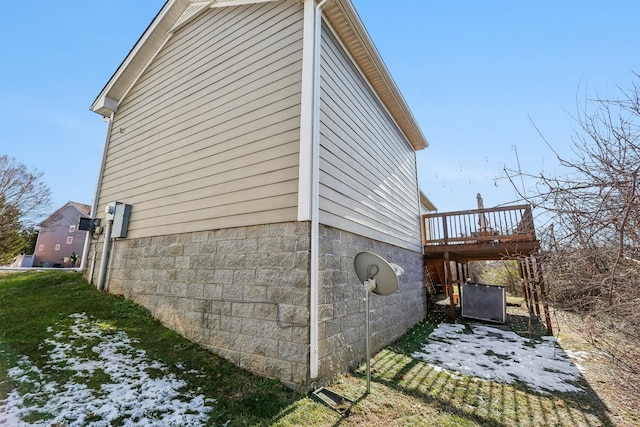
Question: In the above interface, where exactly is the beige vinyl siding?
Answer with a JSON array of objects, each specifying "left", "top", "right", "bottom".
[
  {"left": 319, "top": 24, "right": 422, "bottom": 252},
  {"left": 98, "top": 1, "right": 304, "bottom": 239}
]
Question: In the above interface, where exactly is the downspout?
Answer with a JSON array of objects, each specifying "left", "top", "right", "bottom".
[
  {"left": 80, "top": 113, "right": 114, "bottom": 273},
  {"left": 309, "top": 0, "right": 331, "bottom": 381}
]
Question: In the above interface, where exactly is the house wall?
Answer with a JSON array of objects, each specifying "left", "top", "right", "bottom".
[
  {"left": 34, "top": 206, "right": 87, "bottom": 266},
  {"left": 99, "top": 221, "right": 426, "bottom": 390},
  {"left": 96, "top": 1, "right": 305, "bottom": 239},
  {"left": 104, "top": 222, "right": 312, "bottom": 390},
  {"left": 318, "top": 24, "right": 423, "bottom": 253},
  {"left": 87, "top": 1, "right": 428, "bottom": 391},
  {"left": 316, "top": 225, "right": 426, "bottom": 384}
]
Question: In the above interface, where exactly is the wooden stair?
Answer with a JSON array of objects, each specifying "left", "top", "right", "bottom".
[{"left": 424, "top": 261, "right": 445, "bottom": 294}]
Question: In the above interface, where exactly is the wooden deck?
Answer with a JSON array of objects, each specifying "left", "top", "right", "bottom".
[
  {"left": 422, "top": 204, "right": 552, "bottom": 334},
  {"left": 422, "top": 204, "right": 539, "bottom": 262}
]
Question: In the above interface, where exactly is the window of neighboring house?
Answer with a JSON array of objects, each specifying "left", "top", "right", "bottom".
[
  {"left": 69, "top": 225, "right": 76, "bottom": 233},
  {"left": 66, "top": 237, "right": 73, "bottom": 244},
  {"left": 38, "top": 245, "right": 44, "bottom": 251},
  {"left": 55, "top": 244, "right": 61, "bottom": 251}
]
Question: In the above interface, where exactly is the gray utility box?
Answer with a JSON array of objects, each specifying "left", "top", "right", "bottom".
[
  {"left": 461, "top": 283, "right": 506, "bottom": 323},
  {"left": 112, "top": 203, "right": 131, "bottom": 239}
]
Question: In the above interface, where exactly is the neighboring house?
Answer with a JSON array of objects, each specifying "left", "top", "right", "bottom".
[
  {"left": 34, "top": 202, "right": 91, "bottom": 267},
  {"left": 87, "top": 0, "right": 429, "bottom": 391}
]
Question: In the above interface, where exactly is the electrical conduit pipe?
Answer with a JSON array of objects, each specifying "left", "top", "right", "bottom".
[{"left": 96, "top": 215, "right": 113, "bottom": 292}]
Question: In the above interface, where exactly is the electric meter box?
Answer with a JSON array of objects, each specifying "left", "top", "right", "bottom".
[{"left": 112, "top": 203, "right": 131, "bottom": 239}]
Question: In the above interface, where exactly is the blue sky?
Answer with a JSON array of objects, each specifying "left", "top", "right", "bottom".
[{"left": 1, "top": 1, "right": 639, "bottom": 217}]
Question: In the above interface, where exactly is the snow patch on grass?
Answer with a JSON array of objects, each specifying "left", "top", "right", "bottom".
[
  {"left": 0, "top": 313, "right": 213, "bottom": 426},
  {"left": 412, "top": 323, "right": 586, "bottom": 394}
]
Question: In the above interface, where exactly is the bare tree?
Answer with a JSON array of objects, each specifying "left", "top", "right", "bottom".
[
  {"left": 503, "top": 74, "right": 640, "bottom": 396},
  {"left": 479, "top": 260, "right": 521, "bottom": 295},
  {"left": 0, "top": 155, "right": 51, "bottom": 263}
]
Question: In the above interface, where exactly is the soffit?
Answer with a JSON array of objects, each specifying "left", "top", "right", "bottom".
[
  {"left": 323, "top": 0, "right": 428, "bottom": 151},
  {"left": 91, "top": 0, "right": 192, "bottom": 116}
]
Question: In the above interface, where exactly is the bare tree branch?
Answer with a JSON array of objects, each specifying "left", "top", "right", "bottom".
[
  {"left": 506, "top": 75, "right": 640, "bottom": 394},
  {"left": 0, "top": 155, "right": 51, "bottom": 263}
]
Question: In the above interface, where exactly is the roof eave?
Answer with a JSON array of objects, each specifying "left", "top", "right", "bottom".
[
  {"left": 324, "top": 0, "right": 429, "bottom": 151},
  {"left": 90, "top": 0, "right": 189, "bottom": 115},
  {"left": 39, "top": 202, "right": 91, "bottom": 227},
  {"left": 90, "top": 0, "right": 429, "bottom": 152},
  {"left": 420, "top": 191, "right": 437, "bottom": 212},
  {"left": 91, "top": 96, "right": 119, "bottom": 117}
]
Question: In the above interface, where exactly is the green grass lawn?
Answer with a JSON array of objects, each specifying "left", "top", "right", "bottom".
[
  {"left": 0, "top": 271, "right": 618, "bottom": 426},
  {"left": 0, "top": 271, "right": 300, "bottom": 426}
]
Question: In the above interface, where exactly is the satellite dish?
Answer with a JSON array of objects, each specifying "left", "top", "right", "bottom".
[
  {"left": 354, "top": 252, "right": 403, "bottom": 395},
  {"left": 354, "top": 252, "right": 399, "bottom": 295}
]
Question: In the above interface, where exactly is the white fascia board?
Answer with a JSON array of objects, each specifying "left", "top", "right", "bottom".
[
  {"left": 90, "top": 0, "right": 178, "bottom": 115},
  {"left": 117, "top": 34, "right": 174, "bottom": 110},
  {"left": 297, "top": 0, "right": 315, "bottom": 222},
  {"left": 327, "top": 0, "right": 428, "bottom": 151},
  {"left": 322, "top": 20, "right": 416, "bottom": 153}
]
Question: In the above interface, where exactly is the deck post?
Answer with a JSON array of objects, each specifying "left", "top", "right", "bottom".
[
  {"left": 527, "top": 257, "right": 542, "bottom": 318},
  {"left": 442, "top": 215, "right": 449, "bottom": 245},
  {"left": 534, "top": 253, "right": 553, "bottom": 335},
  {"left": 517, "top": 258, "right": 530, "bottom": 309},
  {"left": 444, "top": 252, "right": 455, "bottom": 319},
  {"left": 456, "top": 261, "right": 463, "bottom": 297}
]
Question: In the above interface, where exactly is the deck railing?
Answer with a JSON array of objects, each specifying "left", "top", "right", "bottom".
[{"left": 422, "top": 205, "right": 535, "bottom": 246}]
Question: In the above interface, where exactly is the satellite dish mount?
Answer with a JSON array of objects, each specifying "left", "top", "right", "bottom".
[{"left": 354, "top": 252, "right": 402, "bottom": 394}]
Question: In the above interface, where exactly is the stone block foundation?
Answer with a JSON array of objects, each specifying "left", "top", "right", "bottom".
[{"left": 87, "top": 221, "right": 426, "bottom": 391}]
